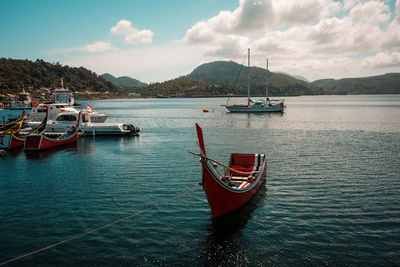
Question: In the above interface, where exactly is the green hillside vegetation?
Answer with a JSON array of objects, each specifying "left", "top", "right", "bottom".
[
  {"left": 311, "top": 73, "right": 400, "bottom": 94},
  {"left": 1, "top": 58, "right": 399, "bottom": 99},
  {"left": 144, "top": 79, "right": 215, "bottom": 97},
  {"left": 0, "top": 58, "right": 118, "bottom": 95},
  {"left": 101, "top": 73, "right": 148, "bottom": 87}
]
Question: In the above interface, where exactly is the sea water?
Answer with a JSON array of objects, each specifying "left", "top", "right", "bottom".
[{"left": 1, "top": 95, "right": 399, "bottom": 266}]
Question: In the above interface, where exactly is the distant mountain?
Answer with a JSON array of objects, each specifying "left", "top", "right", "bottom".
[
  {"left": 311, "top": 73, "right": 400, "bottom": 94},
  {"left": 101, "top": 73, "right": 148, "bottom": 87},
  {"left": 277, "top": 72, "right": 310, "bottom": 83},
  {"left": 182, "top": 61, "right": 324, "bottom": 96},
  {"left": 0, "top": 58, "right": 117, "bottom": 93}
]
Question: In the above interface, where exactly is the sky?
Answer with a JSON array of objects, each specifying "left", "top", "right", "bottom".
[{"left": 1, "top": 0, "right": 400, "bottom": 83}]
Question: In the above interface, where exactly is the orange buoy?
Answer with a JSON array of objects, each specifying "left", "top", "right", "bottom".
[{"left": 203, "top": 108, "right": 209, "bottom": 113}]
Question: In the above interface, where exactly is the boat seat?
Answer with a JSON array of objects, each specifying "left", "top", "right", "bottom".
[{"left": 230, "top": 176, "right": 250, "bottom": 181}]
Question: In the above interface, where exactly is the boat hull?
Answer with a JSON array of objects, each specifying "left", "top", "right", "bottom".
[
  {"left": 24, "top": 132, "right": 78, "bottom": 151},
  {"left": 27, "top": 122, "right": 139, "bottom": 136},
  {"left": 201, "top": 154, "right": 267, "bottom": 218},
  {"left": 225, "top": 104, "right": 284, "bottom": 113},
  {"left": 0, "top": 134, "right": 25, "bottom": 149}
]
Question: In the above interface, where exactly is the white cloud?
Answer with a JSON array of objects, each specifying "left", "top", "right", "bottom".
[
  {"left": 45, "top": 41, "right": 117, "bottom": 55},
  {"left": 342, "top": 0, "right": 358, "bottom": 10},
  {"left": 183, "top": 0, "right": 342, "bottom": 45},
  {"left": 275, "top": 0, "right": 341, "bottom": 25},
  {"left": 81, "top": 41, "right": 117, "bottom": 53},
  {"left": 183, "top": 0, "right": 274, "bottom": 45},
  {"left": 111, "top": 19, "right": 153, "bottom": 45},
  {"left": 110, "top": 19, "right": 133, "bottom": 35},
  {"left": 349, "top": 1, "right": 390, "bottom": 25},
  {"left": 204, "top": 35, "right": 251, "bottom": 58},
  {"left": 362, "top": 52, "right": 400, "bottom": 68},
  {"left": 181, "top": 0, "right": 400, "bottom": 81},
  {"left": 184, "top": 21, "right": 218, "bottom": 44},
  {"left": 55, "top": 0, "right": 400, "bottom": 83}
]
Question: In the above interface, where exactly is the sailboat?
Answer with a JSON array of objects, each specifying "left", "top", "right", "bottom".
[{"left": 223, "top": 49, "right": 285, "bottom": 113}]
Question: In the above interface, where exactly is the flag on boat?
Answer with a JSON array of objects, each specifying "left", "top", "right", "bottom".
[{"left": 86, "top": 104, "right": 94, "bottom": 113}]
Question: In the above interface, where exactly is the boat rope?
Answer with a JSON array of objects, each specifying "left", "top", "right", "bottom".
[
  {"left": 189, "top": 151, "right": 260, "bottom": 176},
  {"left": 56, "top": 112, "right": 80, "bottom": 140},
  {"left": 0, "top": 184, "right": 202, "bottom": 266},
  {"left": 226, "top": 52, "right": 247, "bottom": 105}
]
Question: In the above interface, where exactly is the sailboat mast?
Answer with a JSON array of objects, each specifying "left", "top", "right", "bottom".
[
  {"left": 266, "top": 58, "right": 269, "bottom": 102},
  {"left": 247, "top": 48, "right": 250, "bottom": 106}
]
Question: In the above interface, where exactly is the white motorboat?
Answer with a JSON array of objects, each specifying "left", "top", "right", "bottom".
[
  {"left": 27, "top": 111, "right": 140, "bottom": 136},
  {"left": 29, "top": 103, "right": 108, "bottom": 123},
  {"left": 83, "top": 104, "right": 108, "bottom": 123}
]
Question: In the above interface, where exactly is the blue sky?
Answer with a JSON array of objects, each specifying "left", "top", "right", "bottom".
[
  {"left": 0, "top": 0, "right": 235, "bottom": 58},
  {"left": 1, "top": 0, "right": 400, "bottom": 83}
]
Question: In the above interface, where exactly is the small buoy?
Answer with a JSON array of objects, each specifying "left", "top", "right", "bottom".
[{"left": 203, "top": 108, "right": 209, "bottom": 113}]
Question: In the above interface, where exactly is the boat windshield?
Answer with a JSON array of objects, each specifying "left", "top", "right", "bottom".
[{"left": 56, "top": 114, "right": 77, "bottom": 121}]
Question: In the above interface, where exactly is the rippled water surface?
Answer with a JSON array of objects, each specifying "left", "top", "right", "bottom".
[{"left": 1, "top": 95, "right": 400, "bottom": 266}]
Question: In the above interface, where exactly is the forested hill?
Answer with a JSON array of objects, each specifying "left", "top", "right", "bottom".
[
  {"left": 101, "top": 73, "right": 148, "bottom": 87},
  {"left": 1, "top": 58, "right": 399, "bottom": 97},
  {"left": 181, "top": 61, "right": 325, "bottom": 96},
  {"left": 311, "top": 73, "right": 400, "bottom": 94},
  {"left": 0, "top": 58, "right": 117, "bottom": 94}
]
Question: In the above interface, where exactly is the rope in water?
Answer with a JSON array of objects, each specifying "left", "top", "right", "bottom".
[{"left": 0, "top": 184, "right": 202, "bottom": 266}]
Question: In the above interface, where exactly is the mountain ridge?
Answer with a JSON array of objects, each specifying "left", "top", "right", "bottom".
[
  {"left": 180, "top": 61, "right": 325, "bottom": 96},
  {"left": 311, "top": 73, "right": 400, "bottom": 94},
  {"left": 0, "top": 57, "right": 399, "bottom": 97},
  {"left": 101, "top": 73, "right": 148, "bottom": 87}
]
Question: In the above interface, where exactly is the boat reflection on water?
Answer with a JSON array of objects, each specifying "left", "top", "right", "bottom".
[
  {"left": 201, "top": 184, "right": 267, "bottom": 265},
  {"left": 24, "top": 142, "right": 78, "bottom": 160}
]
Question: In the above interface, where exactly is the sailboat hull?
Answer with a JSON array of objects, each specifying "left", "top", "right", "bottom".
[{"left": 225, "top": 104, "right": 284, "bottom": 113}]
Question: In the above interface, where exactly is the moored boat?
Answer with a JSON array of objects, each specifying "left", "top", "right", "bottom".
[
  {"left": 29, "top": 103, "right": 108, "bottom": 123},
  {"left": 24, "top": 112, "right": 80, "bottom": 151},
  {"left": 191, "top": 123, "right": 267, "bottom": 218},
  {"left": 28, "top": 111, "right": 139, "bottom": 136},
  {"left": 223, "top": 49, "right": 285, "bottom": 113},
  {"left": 83, "top": 104, "right": 108, "bottom": 123},
  {"left": 0, "top": 108, "right": 49, "bottom": 149}
]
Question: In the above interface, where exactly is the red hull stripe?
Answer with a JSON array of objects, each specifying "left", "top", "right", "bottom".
[{"left": 238, "top": 182, "right": 249, "bottom": 189}]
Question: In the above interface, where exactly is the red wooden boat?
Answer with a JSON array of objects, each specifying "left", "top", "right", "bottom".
[
  {"left": 192, "top": 123, "right": 267, "bottom": 218},
  {"left": 24, "top": 112, "right": 81, "bottom": 151},
  {"left": 1, "top": 108, "right": 49, "bottom": 149}
]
